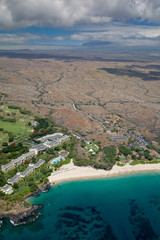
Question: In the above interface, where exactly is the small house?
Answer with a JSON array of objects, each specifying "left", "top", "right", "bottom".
[{"left": 0, "top": 184, "right": 13, "bottom": 194}]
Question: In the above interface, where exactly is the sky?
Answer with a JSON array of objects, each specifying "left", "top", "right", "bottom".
[{"left": 0, "top": 0, "right": 160, "bottom": 50}]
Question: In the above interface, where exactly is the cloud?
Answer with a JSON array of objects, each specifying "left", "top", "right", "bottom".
[
  {"left": 0, "top": 33, "right": 41, "bottom": 44},
  {"left": 0, "top": 23, "right": 160, "bottom": 48},
  {"left": 52, "top": 24, "right": 160, "bottom": 46},
  {"left": 1, "top": 0, "right": 160, "bottom": 30}
]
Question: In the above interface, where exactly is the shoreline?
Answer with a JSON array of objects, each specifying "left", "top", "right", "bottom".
[
  {"left": 0, "top": 183, "right": 50, "bottom": 226},
  {"left": 48, "top": 160, "right": 160, "bottom": 185}
]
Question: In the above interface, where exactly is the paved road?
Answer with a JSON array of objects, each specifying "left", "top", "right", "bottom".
[{"left": 72, "top": 103, "right": 106, "bottom": 131}]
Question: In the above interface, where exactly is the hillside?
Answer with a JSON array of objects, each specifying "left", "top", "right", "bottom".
[{"left": 0, "top": 51, "right": 160, "bottom": 143}]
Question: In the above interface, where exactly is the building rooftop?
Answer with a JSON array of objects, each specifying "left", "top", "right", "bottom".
[
  {"left": 109, "top": 135, "right": 128, "bottom": 141},
  {"left": 23, "top": 150, "right": 36, "bottom": 158},
  {"left": 34, "top": 159, "right": 45, "bottom": 168},
  {"left": 30, "top": 144, "right": 47, "bottom": 152},
  {"left": 0, "top": 184, "right": 11, "bottom": 191},
  {"left": 44, "top": 140, "right": 59, "bottom": 148},
  {"left": 0, "top": 184, "right": 13, "bottom": 194},
  {"left": 12, "top": 155, "right": 24, "bottom": 164},
  {"left": 37, "top": 133, "right": 63, "bottom": 143},
  {"left": 72, "top": 132, "right": 85, "bottom": 140},
  {"left": 31, "top": 121, "right": 38, "bottom": 127},
  {"left": 59, "top": 135, "right": 70, "bottom": 141},
  {"left": 8, "top": 173, "right": 21, "bottom": 185},
  {"left": 20, "top": 165, "right": 35, "bottom": 178},
  {"left": 1, "top": 161, "right": 14, "bottom": 170},
  {"left": 59, "top": 151, "right": 69, "bottom": 157}
]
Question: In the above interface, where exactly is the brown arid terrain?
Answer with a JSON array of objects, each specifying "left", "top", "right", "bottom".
[{"left": 0, "top": 50, "right": 160, "bottom": 144}]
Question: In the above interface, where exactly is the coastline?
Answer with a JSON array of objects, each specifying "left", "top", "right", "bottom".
[
  {"left": 48, "top": 160, "right": 160, "bottom": 184},
  {"left": 0, "top": 183, "right": 50, "bottom": 226}
]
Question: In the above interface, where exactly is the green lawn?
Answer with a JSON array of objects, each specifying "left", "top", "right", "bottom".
[
  {"left": 0, "top": 132, "right": 8, "bottom": 146},
  {"left": 0, "top": 120, "right": 32, "bottom": 137},
  {"left": 0, "top": 105, "right": 33, "bottom": 137},
  {"left": 0, "top": 105, "right": 21, "bottom": 116}
]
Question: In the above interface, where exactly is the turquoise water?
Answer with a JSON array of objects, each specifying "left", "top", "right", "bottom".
[
  {"left": 7, "top": 190, "right": 13, "bottom": 194},
  {"left": 1, "top": 173, "right": 160, "bottom": 239},
  {"left": 53, "top": 157, "right": 62, "bottom": 164}
]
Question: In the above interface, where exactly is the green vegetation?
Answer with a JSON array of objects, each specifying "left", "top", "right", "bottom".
[
  {"left": 130, "top": 160, "right": 159, "bottom": 165},
  {"left": 0, "top": 171, "right": 6, "bottom": 187},
  {"left": 29, "top": 117, "right": 57, "bottom": 140},
  {"left": 0, "top": 105, "right": 33, "bottom": 147},
  {"left": 10, "top": 163, "right": 52, "bottom": 196},
  {"left": 1, "top": 102, "right": 160, "bottom": 216},
  {"left": 19, "top": 109, "right": 31, "bottom": 115},
  {"left": 102, "top": 146, "right": 117, "bottom": 169},
  {"left": 54, "top": 157, "right": 71, "bottom": 170},
  {"left": 85, "top": 141, "right": 99, "bottom": 153},
  {"left": 111, "top": 128, "right": 118, "bottom": 133},
  {"left": 0, "top": 120, "right": 32, "bottom": 137},
  {"left": 8, "top": 105, "right": 21, "bottom": 110},
  {"left": 73, "top": 158, "right": 93, "bottom": 167},
  {"left": 117, "top": 162, "right": 125, "bottom": 167},
  {"left": 118, "top": 144, "right": 131, "bottom": 156},
  {"left": 147, "top": 143, "right": 160, "bottom": 154},
  {"left": 0, "top": 142, "right": 29, "bottom": 167},
  {"left": 143, "top": 149, "right": 153, "bottom": 160}
]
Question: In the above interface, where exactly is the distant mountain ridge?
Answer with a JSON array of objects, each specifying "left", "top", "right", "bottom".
[{"left": 82, "top": 41, "right": 112, "bottom": 47}]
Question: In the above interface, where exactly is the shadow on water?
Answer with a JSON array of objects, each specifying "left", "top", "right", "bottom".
[
  {"left": 128, "top": 199, "right": 158, "bottom": 240},
  {"left": 55, "top": 205, "right": 117, "bottom": 240}
]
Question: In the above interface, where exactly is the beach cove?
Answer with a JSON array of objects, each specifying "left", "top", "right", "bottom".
[
  {"left": 48, "top": 159, "right": 160, "bottom": 184},
  {"left": 1, "top": 172, "right": 160, "bottom": 239}
]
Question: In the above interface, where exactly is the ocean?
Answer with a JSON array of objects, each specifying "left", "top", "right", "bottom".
[{"left": 1, "top": 172, "right": 160, "bottom": 240}]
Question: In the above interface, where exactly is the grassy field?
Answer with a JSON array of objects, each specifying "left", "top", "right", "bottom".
[
  {"left": 0, "top": 132, "right": 8, "bottom": 143},
  {"left": 0, "top": 105, "right": 22, "bottom": 116},
  {"left": 0, "top": 119, "right": 32, "bottom": 137},
  {"left": 0, "top": 105, "right": 33, "bottom": 137},
  {"left": 0, "top": 105, "right": 34, "bottom": 147}
]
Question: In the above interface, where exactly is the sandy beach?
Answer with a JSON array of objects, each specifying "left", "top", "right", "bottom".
[{"left": 48, "top": 160, "right": 160, "bottom": 184}]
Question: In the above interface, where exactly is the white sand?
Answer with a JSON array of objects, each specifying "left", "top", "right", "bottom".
[{"left": 48, "top": 160, "right": 160, "bottom": 184}]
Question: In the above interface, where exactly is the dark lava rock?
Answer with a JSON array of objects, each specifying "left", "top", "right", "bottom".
[
  {"left": 1, "top": 205, "right": 42, "bottom": 226},
  {"left": 41, "top": 183, "right": 51, "bottom": 193}
]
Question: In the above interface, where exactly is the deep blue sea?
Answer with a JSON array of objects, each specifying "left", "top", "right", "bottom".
[{"left": 1, "top": 173, "right": 160, "bottom": 240}]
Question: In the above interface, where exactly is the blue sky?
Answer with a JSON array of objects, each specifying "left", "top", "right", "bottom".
[{"left": 0, "top": 0, "right": 160, "bottom": 50}]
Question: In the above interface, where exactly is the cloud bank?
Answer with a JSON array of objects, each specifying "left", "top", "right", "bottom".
[
  {"left": 1, "top": 0, "right": 160, "bottom": 30},
  {"left": 0, "top": 23, "right": 160, "bottom": 48}
]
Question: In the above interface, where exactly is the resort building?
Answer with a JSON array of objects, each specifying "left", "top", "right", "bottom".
[
  {"left": 1, "top": 133, "right": 70, "bottom": 173},
  {"left": 34, "top": 159, "right": 45, "bottom": 168},
  {"left": 7, "top": 159, "right": 45, "bottom": 186},
  {"left": 1, "top": 150, "right": 37, "bottom": 172},
  {"left": 31, "top": 121, "right": 38, "bottom": 127},
  {"left": 37, "top": 133, "right": 63, "bottom": 143},
  {"left": 8, "top": 172, "right": 22, "bottom": 185},
  {"left": 1, "top": 162, "right": 14, "bottom": 172},
  {"left": 22, "top": 150, "right": 36, "bottom": 160},
  {"left": 12, "top": 155, "right": 25, "bottom": 166},
  {"left": 0, "top": 184, "right": 13, "bottom": 194},
  {"left": 108, "top": 135, "right": 128, "bottom": 142},
  {"left": 58, "top": 135, "right": 70, "bottom": 143},
  {"left": 43, "top": 140, "right": 59, "bottom": 148},
  {"left": 30, "top": 144, "right": 47, "bottom": 154},
  {"left": 59, "top": 151, "right": 69, "bottom": 160},
  {"left": 72, "top": 132, "right": 85, "bottom": 140},
  {"left": 20, "top": 165, "right": 35, "bottom": 178}
]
